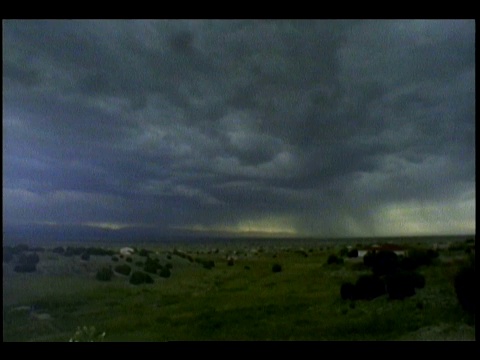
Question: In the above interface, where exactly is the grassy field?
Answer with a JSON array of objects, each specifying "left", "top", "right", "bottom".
[{"left": 2, "top": 237, "right": 475, "bottom": 341}]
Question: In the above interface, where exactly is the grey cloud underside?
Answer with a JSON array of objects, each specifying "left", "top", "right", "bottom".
[{"left": 3, "top": 20, "right": 475, "bottom": 236}]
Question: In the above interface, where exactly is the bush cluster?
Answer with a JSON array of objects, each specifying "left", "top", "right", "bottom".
[
  {"left": 159, "top": 267, "right": 171, "bottom": 278},
  {"left": 129, "top": 271, "right": 154, "bottom": 285},
  {"left": 115, "top": 264, "right": 132, "bottom": 276},
  {"left": 144, "top": 257, "right": 161, "bottom": 274},
  {"left": 341, "top": 249, "right": 429, "bottom": 301},
  {"left": 454, "top": 261, "right": 475, "bottom": 314},
  {"left": 327, "top": 254, "right": 344, "bottom": 265},
  {"left": 14, "top": 252, "right": 40, "bottom": 273},
  {"left": 173, "top": 249, "right": 194, "bottom": 262},
  {"left": 347, "top": 249, "right": 358, "bottom": 258},
  {"left": 272, "top": 263, "right": 282, "bottom": 273},
  {"left": 195, "top": 258, "right": 215, "bottom": 269}
]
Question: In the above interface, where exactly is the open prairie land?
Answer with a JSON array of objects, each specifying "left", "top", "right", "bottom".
[{"left": 3, "top": 236, "right": 475, "bottom": 341}]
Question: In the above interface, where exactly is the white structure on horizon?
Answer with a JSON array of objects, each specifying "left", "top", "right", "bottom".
[{"left": 120, "top": 247, "right": 135, "bottom": 256}]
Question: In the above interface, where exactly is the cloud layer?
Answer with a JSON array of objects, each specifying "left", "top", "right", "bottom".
[{"left": 3, "top": 20, "right": 475, "bottom": 239}]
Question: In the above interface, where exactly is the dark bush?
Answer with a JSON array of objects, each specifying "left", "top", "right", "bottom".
[
  {"left": 371, "top": 251, "right": 398, "bottom": 276},
  {"left": 8, "top": 247, "right": 37, "bottom": 270},
  {"left": 340, "top": 282, "right": 357, "bottom": 300},
  {"left": 385, "top": 271, "right": 421, "bottom": 300},
  {"left": 96, "top": 267, "right": 113, "bottom": 281},
  {"left": 31, "top": 247, "right": 45, "bottom": 252},
  {"left": 144, "top": 261, "right": 159, "bottom": 274},
  {"left": 339, "top": 247, "right": 349, "bottom": 257},
  {"left": 130, "top": 271, "right": 154, "bottom": 285},
  {"left": 400, "top": 250, "right": 433, "bottom": 271},
  {"left": 52, "top": 246, "right": 65, "bottom": 254},
  {"left": 363, "top": 251, "right": 376, "bottom": 267},
  {"left": 355, "top": 275, "right": 386, "bottom": 300},
  {"left": 159, "top": 267, "right": 171, "bottom": 278},
  {"left": 135, "top": 261, "right": 144, "bottom": 267},
  {"left": 18, "top": 252, "right": 40, "bottom": 266},
  {"left": 227, "top": 258, "right": 235, "bottom": 266},
  {"left": 87, "top": 247, "right": 115, "bottom": 256},
  {"left": 165, "top": 263, "right": 173, "bottom": 270},
  {"left": 14, "top": 244, "right": 30, "bottom": 253},
  {"left": 244, "top": 265, "right": 251, "bottom": 270},
  {"left": 454, "top": 264, "right": 475, "bottom": 314},
  {"left": 347, "top": 249, "right": 359, "bottom": 258},
  {"left": 327, "top": 254, "right": 344, "bottom": 265},
  {"left": 115, "top": 264, "right": 132, "bottom": 276},
  {"left": 64, "top": 247, "right": 76, "bottom": 257},
  {"left": 111, "top": 256, "right": 119, "bottom": 262},
  {"left": 138, "top": 249, "right": 150, "bottom": 257},
  {"left": 80, "top": 252, "right": 90, "bottom": 261},
  {"left": 166, "top": 254, "right": 172, "bottom": 260},
  {"left": 126, "top": 257, "right": 133, "bottom": 263},
  {"left": 14, "top": 263, "right": 37, "bottom": 272},
  {"left": 272, "top": 263, "right": 282, "bottom": 273}
]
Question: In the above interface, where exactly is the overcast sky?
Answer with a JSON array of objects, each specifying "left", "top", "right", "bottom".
[{"left": 2, "top": 20, "right": 475, "bottom": 239}]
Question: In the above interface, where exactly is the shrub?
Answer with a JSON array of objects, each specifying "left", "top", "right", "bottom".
[
  {"left": 96, "top": 267, "right": 113, "bottom": 281},
  {"left": 129, "top": 271, "right": 154, "bottom": 285},
  {"left": 115, "top": 264, "right": 132, "bottom": 276},
  {"left": 111, "top": 256, "right": 119, "bottom": 262},
  {"left": 64, "top": 247, "right": 76, "bottom": 257},
  {"left": 14, "top": 263, "right": 37, "bottom": 272},
  {"left": 339, "top": 247, "right": 349, "bottom": 257},
  {"left": 371, "top": 251, "right": 398, "bottom": 276},
  {"left": 144, "top": 261, "right": 159, "bottom": 274},
  {"left": 87, "top": 247, "right": 115, "bottom": 256},
  {"left": 244, "top": 266, "right": 251, "bottom": 270},
  {"left": 18, "top": 252, "right": 40, "bottom": 266},
  {"left": 363, "top": 251, "right": 376, "bottom": 267},
  {"left": 227, "top": 258, "right": 235, "bottom": 266},
  {"left": 166, "top": 254, "right": 172, "bottom": 260},
  {"left": 385, "top": 271, "right": 421, "bottom": 300},
  {"left": 31, "top": 247, "right": 45, "bottom": 252},
  {"left": 126, "top": 257, "right": 133, "bottom": 263},
  {"left": 347, "top": 249, "right": 359, "bottom": 258},
  {"left": 135, "top": 261, "right": 144, "bottom": 267},
  {"left": 159, "top": 267, "right": 171, "bottom": 278},
  {"left": 138, "top": 249, "right": 150, "bottom": 257},
  {"left": 340, "top": 282, "right": 357, "bottom": 300},
  {"left": 52, "top": 246, "right": 65, "bottom": 254},
  {"left": 165, "top": 263, "right": 173, "bottom": 270},
  {"left": 400, "top": 249, "right": 439, "bottom": 271},
  {"left": 327, "top": 254, "right": 344, "bottom": 265},
  {"left": 355, "top": 275, "right": 386, "bottom": 300},
  {"left": 81, "top": 252, "right": 90, "bottom": 261},
  {"left": 454, "top": 263, "right": 475, "bottom": 314},
  {"left": 13, "top": 244, "right": 29, "bottom": 253},
  {"left": 272, "top": 263, "right": 282, "bottom": 273}
]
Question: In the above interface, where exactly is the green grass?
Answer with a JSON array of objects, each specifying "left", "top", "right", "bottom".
[{"left": 2, "top": 240, "right": 475, "bottom": 341}]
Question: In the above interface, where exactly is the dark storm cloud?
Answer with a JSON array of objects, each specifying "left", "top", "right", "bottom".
[{"left": 3, "top": 20, "right": 475, "bottom": 238}]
